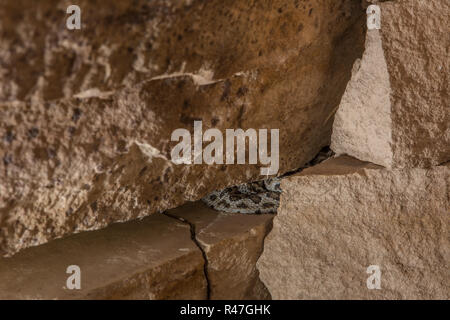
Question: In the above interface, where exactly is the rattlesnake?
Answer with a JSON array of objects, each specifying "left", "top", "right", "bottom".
[{"left": 202, "top": 148, "right": 333, "bottom": 214}]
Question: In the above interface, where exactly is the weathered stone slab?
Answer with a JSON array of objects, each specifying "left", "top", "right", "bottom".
[
  {"left": 0, "top": 0, "right": 365, "bottom": 256},
  {"left": 332, "top": 0, "right": 450, "bottom": 168},
  {"left": 0, "top": 213, "right": 206, "bottom": 299},
  {"left": 170, "top": 202, "right": 273, "bottom": 300},
  {"left": 258, "top": 156, "right": 449, "bottom": 299},
  {"left": 0, "top": 201, "right": 272, "bottom": 299}
]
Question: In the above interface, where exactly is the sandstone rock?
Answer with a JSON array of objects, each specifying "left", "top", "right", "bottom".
[
  {"left": 0, "top": 0, "right": 365, "bottom": 256},
  {"left": 331, "top": 0, "right": 450, "bottom": 168},
  {"left": 258, "top": 156, "right": 450, "bottom": 299},
  {"left": 331, "top": 30, "right": 393, "bottom": 166},
  {"left": 0, "top": 213, "right": 207, "bottom": 299},
  {"left": 0, "top": 201, "right": 273, "bottom": 299},
  {"left": 169, "top": 202, "right": 273, "bottom": 300}
]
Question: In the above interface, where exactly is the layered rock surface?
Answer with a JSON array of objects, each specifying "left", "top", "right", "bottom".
[
  {"left": 0, "top": 212, "right": 206, "bottom": 299},
  {"left": 332, "top": 0, "right": 450, "bottom": 168},
  {"left": 169, "top": 202, "right": 273, "bottom": 300},
  {"left": 0, "top": 201, "right": 272, "bottom": 299},
  {"left": 258, "top": 156, "right": 450, "bottom": 299},
  {"left": 0, "top": 0, "right": 365, "bottom": 256}
]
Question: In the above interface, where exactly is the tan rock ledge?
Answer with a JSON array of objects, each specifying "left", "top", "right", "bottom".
[
  {"left": 258, "top": 156, "right": 450, "bottom": 300},
  {"left": 0, "top": 202, "right": 272, "bottom": 300}
]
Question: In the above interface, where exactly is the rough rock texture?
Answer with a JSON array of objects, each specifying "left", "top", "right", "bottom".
[
  {"left": 0, "top": 201, "right": 272, "bottom": 299},
  {"left": 332, "top": 0, "right": 450, "bottom": 168},
  {"left": 0, "top": 0, "right": 365, "bottom": 256},
  {"left": 331, "top": 30, "right": 393, "bottom": 166},
  {"left": 0, "top": 213, "right": 207, "bottom": 299},
  {"left": 169, "top": 202, "right": 273, "bottom": 300},
  {"left": 258, "top": 156, "right": 450, "bottom": 300}
]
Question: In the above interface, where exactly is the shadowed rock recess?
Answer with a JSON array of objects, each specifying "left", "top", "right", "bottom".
[{"left": 0, "top": 0, "right": 365, "bottom": 256}]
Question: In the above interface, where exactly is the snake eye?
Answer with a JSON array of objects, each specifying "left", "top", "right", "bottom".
[
  {"left": 250, "top": 195, "right": 262, "bottom": 204},
  {"left": 237, "top": 202, "right": 248, "bottom": 209},
  {"left": 230, "top": 195, "right": 241, "bottom": 201},
  {"left": 263, "top": 202, "right": 273, "bottom": 209}
]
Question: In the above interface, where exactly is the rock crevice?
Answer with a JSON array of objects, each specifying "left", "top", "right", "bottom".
[{"left": 162, "top": 210, "right": 212, "bottom": 300}]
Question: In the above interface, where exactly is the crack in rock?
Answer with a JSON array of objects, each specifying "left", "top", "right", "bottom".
[{"left": 162, "top": 211, "right": 211, "bottom": 300}]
